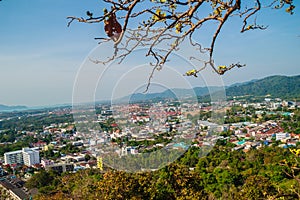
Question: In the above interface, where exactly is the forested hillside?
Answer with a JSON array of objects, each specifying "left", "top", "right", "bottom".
[
  {"left": 226, "top": 75, "right": 300, "bottom": 99},
  {"left": 32, "top": 144, "right": 300, "bottom": 200},
  {"left": 126, "top": 75, "right": 300, "bottom": 103}
]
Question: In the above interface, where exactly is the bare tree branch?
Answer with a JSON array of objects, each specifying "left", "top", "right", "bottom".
[{"left": 67, "top": 0, "right": 296, "bottom": 91}]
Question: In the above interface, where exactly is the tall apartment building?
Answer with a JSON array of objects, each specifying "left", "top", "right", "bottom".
[
  {"left": 4, "top": 147, "right": 40, "bottom": 166},
  {"left": 22, "top": 147, "right": 40, "bottom": 166},
  {"left": 3, "top": 150, "right": 23, "bottom": 165}
]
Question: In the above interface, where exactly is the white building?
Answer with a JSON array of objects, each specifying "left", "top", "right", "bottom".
[
  {"left": 41, "top": 159, "right": 54, "bottom": 168},
  {"left": 22, "top": 148, "right": 40, "bottom": 166},
  {"left": 4, "top": 150, "right": 23, "bottom": 165},
  {"left": 276, "top": 133, "right": 290, "bottom": 141},
  {"left": 4, "top": 147, "right": 40, "bottom": 166}
]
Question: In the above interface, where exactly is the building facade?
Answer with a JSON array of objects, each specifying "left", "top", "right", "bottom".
[
  {"left": 45, "top": 163, "right": 74, "bottom": 173},
  {"left": 22, "top": 148, "right": 40, "bottom": 166},
  {"left": 4, "top": 148, "right": 40, "bottom": 166},
  {"left": 4, "top": 151, "right": 23, "bottom": 165}
]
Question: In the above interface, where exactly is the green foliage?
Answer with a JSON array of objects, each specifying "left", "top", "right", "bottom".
[
  {"left": 0, "top": 111, "right": 73, "bottom": 132},
  {"left": 31, "top": 144, "right": 300, "bottom": 199},
  {"left": 281, "top": 109, "right": 300, "bottom": 133},
  {"left": 226, "top": 75, "right": 300, "bottom": 99},
  {"left": 0, "top": 136, "right": 33, "bottom": 156},
  {"left": 60, "top": 143, "right": 81, "bottom": 154},
  {"left": 0, "top": 108, "right": 74, "bottom": 155},
  {"left": 25, "top": 170, "right": 59, "bottom": 193}
]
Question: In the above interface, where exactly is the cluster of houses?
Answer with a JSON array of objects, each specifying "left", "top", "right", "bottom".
[
  {"left": 0, "top": 96, "right": 299, "bottom": 199},
  {"left": 196, "top": 120, "right": 298, "bottom": 152},
  {"left": 83, "top": 102, "right": 197, "bottom": 156}
]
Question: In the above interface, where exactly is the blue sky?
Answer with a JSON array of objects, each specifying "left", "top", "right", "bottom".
[{"left": 0, "top": 0, "right": 299, "bottom": 107}]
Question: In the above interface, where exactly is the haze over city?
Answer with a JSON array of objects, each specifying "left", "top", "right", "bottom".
[{"left": 0, "top": 0, "right": 300, "bottom": 107}]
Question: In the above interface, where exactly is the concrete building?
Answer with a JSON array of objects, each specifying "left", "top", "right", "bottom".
[
  {"left": 276, "top": 133, "right": 290, "bottom": 141},
  {"left": 4, "top": 150, "right": 23, "bottom": 165},
  {"left": 0, "top": 178, "right": 29, "bottom": 200},
  {"left": 22, "top": 148, "right": 40, "bottom": 166},
  {"left": 4, "top": 148, "right": 40, "bottom": 166},
  {"left": 41, "top": 159, "right": 55, "bottom": 168},
  {"left": 45, "top": 163, "right": 74, "bottom": 173}
]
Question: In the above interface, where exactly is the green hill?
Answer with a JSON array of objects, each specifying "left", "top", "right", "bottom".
[
  {"left": 226, "top": 75, "right": 300, "bottom": 99},
  {"left": 111, "top": 75, "right": 300, "bottom": 103}
]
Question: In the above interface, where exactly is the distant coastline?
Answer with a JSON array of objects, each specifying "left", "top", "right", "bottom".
[
  {"left": 0, "top": 104, "right": 28, "bottom": 112},
  {"left": 1, "top": 74, "right": 299, "bottom": 112}
]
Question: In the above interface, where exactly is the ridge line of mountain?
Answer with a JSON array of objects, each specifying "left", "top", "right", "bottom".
[{"left": 1, "top": 74, "right": 299, "bottom": 111}]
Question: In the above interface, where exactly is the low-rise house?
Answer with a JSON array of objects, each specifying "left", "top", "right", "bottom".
[
  {"left": 45, "top": 163, "right": 74, "bottom": 174},
  {"left": 0, "top": 177, "right": 30, "bottom": 200},
  {"left": 41, "top": 159, "right": 54, "bottom": 168},
  {"left": 275, "top": 133, "right": 290, "bottom": 141}
]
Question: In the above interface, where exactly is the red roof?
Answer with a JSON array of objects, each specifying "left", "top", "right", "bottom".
[{"left": 111, "top": 123, "right": 118, "bottom": 127}]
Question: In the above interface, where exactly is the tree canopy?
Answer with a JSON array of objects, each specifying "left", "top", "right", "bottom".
[
  {"left": 67, "top": 0, "right": 295, "bottom": 80},
  {"left": 33, "top": 144, "right": 300, "bottom": 199}
]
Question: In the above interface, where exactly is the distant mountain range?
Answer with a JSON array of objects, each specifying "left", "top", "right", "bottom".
[
  {"left": 1, "top": 75, "right": 299, "bottom": 111},
  {"left": 226, "top": 75, "right": 300, "bottom": 99},
  {"left": 121, "top": 86, "right": 223, "bottom": 103},
  {"left": 121, "top": 75, "right": 300, "bottom": 102},
  {"left": 0, "top": 104, "right": 28, "bottom": 112}
]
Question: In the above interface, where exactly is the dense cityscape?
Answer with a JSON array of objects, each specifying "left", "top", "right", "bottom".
[{"left": 1, "top": 84, "right": 300, "bottom": 199}]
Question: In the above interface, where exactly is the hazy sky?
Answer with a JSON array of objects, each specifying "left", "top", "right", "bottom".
[{"left": 0, "top": 0, "right": 299, "bottom": 107}]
